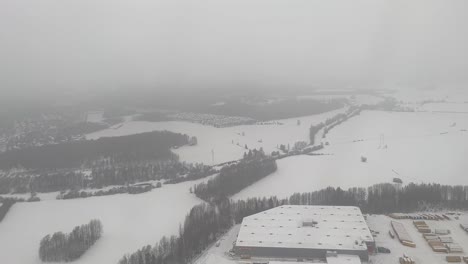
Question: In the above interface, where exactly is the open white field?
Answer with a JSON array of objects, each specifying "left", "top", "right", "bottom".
[
  {"left": 421, "top": 102, "right": 468, "bottom": 113},
  {"left": 390, "top": 88, "right": 468, "bottom": 102},
  {"left": 0, "top": 191, "right": 60, "bottom": 201},
  {"left": 86, "top": 108, "right": 347, "bottom": 165},
  {"left": 234, "top": 111, "right": 468, "bottom": 200},
  {"left": 0, "top": 179, "right": 206, "bottom": 264},
  {"left": 368, "top": 213, "right": 468, "bottom": 264}
]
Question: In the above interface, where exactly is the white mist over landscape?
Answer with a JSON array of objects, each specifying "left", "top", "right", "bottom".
[
  {"left": 0, "top": 1, "right": 468, "bottom": 264},
  {"left": 1, "top": 0, "right": 467, "bottom": 100}
]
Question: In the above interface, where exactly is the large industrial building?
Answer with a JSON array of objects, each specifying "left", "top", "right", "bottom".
[{"left": 234, "top": 205, "right": 375, "bottom": 262}]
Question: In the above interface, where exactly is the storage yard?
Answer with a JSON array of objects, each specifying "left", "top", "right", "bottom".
[{"left": 368, "top": 212, "right": 468, "bottom": 264}]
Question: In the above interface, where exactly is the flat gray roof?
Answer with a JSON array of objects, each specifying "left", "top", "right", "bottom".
[{"left": 235, "top": 205, "right": 373, "bottom": 251}]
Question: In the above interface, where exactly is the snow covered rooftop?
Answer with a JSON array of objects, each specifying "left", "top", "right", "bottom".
[{"left": 235, "top": 205, "right": 373, "bottom": 251}]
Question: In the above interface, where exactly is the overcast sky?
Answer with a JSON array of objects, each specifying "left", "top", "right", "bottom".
[{"left": 1, "top": 0, "right": 467, "bottom": 101}]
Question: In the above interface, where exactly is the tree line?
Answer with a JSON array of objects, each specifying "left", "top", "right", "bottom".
[
  {"left": 193, "top": 153, "right": 277, "bottom": 202},
  {"left": 0, "top": 159, "right": 213, "bottom": 195},
  {"left": 309, "top": 107, "right": 361, "bottom": 145},
  {"left": 39, "top": 219, "right": 103, "bottom": 262},
  {"left": 57, "top": 184, "right": 158, "bottom": 200},
  {"left": 118, "top": 182, "right": 468, "bottom": 264}
]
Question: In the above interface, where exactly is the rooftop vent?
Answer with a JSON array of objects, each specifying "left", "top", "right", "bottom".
[{"left": 302, "top": 218, "right": 318, "bottom": 227}]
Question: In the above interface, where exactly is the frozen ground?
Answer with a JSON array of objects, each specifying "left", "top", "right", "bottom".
[
  {"left": 0, "top": 179, "right": 207, "bottom": 264},
  {"left": 0, "top": 191, "right": 60, "bottom": 201},
  {"left": 389, "top": 88, "right": 468, "bottom": 107},
  {"left": 192, "top": 225, "right": 240, "bottom": 264},
  {"left": 420, "top": 102, "right": 468, "bottom": 113},
  {"left": 86, "top": 108, "right": 347, "bottom": 165},
  {"left": 367, "top": 212, "right": 468, "bottom": 264},
  {"left": 234, "top": 111, "right": 468, "bottom": 200}
]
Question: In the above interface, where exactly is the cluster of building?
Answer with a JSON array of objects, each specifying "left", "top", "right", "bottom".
[
  {"left": 2, "top": 115, "right": 74, "bottom": 151},
  {"left": 234, "top": 205, "right": 375, "bottom": 264}
]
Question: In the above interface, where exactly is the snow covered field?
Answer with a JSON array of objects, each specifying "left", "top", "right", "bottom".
[
  {"left": 421, "top": 102, "right": 468, "bottom": 113},
  {"left": 389, "top": 88, "right": 468, "bottom": 106},
  {"left": 86, "top": 108, "right": 347, "bottom": 165},
  {"left": 0, "top": 179, "right": 206, "bottom": 264},
  {"left": 234, "top": 111, "right": 468, "bottom": 199},
  {"left": 0, "top": 191, "right": 60, "bottom": 201}
]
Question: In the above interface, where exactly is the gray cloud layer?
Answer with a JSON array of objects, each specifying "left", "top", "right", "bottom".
[{"left": 1, "top": 0, "right": 467, "bottom": 100}]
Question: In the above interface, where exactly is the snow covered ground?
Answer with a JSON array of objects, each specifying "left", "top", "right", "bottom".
[
  {"left": 421, "top": 102, "right": 468, "bottom": 113},
  {"left": 234, "top": 110, "right": 468, "bottom": 200},
  {"left": 389, "top": 88, "right": 468, "bottom": 106},
  {"left": 192, "top": 225, "right": 240, "bottom": 264},
  {"left": 0, "top": 179, "right": 207, "bottom": 264},
  {"left": 86, "top": 108, "right": 348, "bottom": 165},
  {"left": 0, "top": 192, "right": 60, "bottom": 201}
]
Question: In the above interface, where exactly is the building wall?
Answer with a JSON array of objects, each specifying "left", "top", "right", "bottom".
[{"left": 234, "top": 246, "right": 369, "bottom": 261}]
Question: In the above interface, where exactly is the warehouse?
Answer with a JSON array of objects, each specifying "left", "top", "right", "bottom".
[{"left": 234, "top": 205, "right": 375, "bottom": 261}]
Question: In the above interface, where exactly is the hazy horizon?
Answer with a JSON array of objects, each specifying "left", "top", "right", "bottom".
[{"left": 1, "top": 0, "right": 467, "bottom": 102}]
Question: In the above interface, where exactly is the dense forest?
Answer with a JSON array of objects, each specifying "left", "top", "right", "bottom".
[
  {"left": 0, "top": 131, "right": 191, "bottom": 170},
  {"left": 127, "top": 94, "right": 346, "bottom": 122},
  {"left": 119, "top": 182, "right": 468, "bottom": 264},
  {"left": 193, "top": 152, "right": 277, "bottom": 202},
  {"left": 39, "top": 219, "right": 103, "bottom": 262},
  {"left": 0, "top": 161, "right": 213, "bottom": 194}
]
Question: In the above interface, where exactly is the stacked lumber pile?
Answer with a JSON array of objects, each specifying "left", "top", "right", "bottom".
[
  {"left": 435, "top": 229, "right": 451, "bottom": 235},
  {"left": 422, "top": 232, "right": 462, "bottom": 253},
  {"left": 392, "top": 221, "right": 416, "bottom": 247},
  {"left": 447, "top": 244, "right": 464, "bottom": 253},
  {"left": 428, "top": 240, "right": 449, "bottom": 253},
  {"left": 447, "top": 256, "right": 462, "bottom": 263},
  {"left": 399, "top": 255, "right": 416, "bottom": 264},
  {"left": 389, "top": 213, "right": 449, "bottom": 220},
  {"left": 413, "top": 221, "right": 431, "bottom": 233}
]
